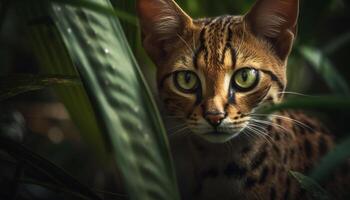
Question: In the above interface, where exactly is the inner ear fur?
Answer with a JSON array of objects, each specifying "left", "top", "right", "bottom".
[
  {"left": 137, "top": 0, "right": 194, "bottom": 65},
  {"left": 244, "top": 0, "right": 299, "bottom": 61}
]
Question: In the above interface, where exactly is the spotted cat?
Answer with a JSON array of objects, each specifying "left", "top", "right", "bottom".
[{"left": 137, "top": 0, "right": 348, "bottom": 199}]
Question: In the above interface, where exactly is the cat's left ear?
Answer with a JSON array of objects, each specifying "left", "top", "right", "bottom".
[
  {"left": 245, "top": 0, "right": 299, "bottom": 61},
  {"left": 137, "top": 0, "right": 193, "bottom": 65}
]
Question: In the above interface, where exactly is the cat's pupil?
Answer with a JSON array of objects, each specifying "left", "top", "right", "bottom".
[
  {"left": 185, "top": 73, "right": 192, "bottom": 83},
  {"left": 242, "top": 71, "right": 248, "bottom": 82}
]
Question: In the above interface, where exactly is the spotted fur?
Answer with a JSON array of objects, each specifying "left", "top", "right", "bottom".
[{"left": 137, "top": 0, "right": 348, "bottom": 199}]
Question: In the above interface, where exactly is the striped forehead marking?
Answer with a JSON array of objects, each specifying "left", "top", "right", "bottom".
[{"left": 194, "top": 16, "right": 238, "bottom": 71}]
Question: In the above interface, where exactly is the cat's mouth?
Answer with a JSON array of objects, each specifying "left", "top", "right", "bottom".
[
  {"left": 200, "top": 130, "right": 240, "bottom": 143},
  {"left": 207, "top": 131, "right": 231, "bottom": 135}
]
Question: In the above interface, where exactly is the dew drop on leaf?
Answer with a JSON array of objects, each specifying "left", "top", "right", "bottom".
[
  {"left": 55, "top": 6, "right": 62, "bottom": 11},
  {"left": 103, "top": 48, "right": 110, "bottom": 54}
]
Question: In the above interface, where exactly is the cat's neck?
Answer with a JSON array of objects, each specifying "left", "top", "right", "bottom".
[{"left": 188, "top": 134, "right": 255, "bottom": 155}]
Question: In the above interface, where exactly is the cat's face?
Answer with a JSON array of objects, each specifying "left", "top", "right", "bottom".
[{"left": 138, "top": 0, "right": 299, "bottom": 143}]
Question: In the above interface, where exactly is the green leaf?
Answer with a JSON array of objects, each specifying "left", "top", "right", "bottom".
[
  {"left": 23, "top": 0, "right": 109, "bottom": 160},
  {"left": 323, "top": 32, "right": 350, "bottom": 54},
  {"left": 289, "top": 171, "right": 332, "bottom": 200},
  {"left": 47, "top": 0, "right": 137, "bottom": 25},
  {"left": 310, "top": 136, "right": 350, "bottom": 182},
  {"left": 23, "top": 1, "right": 180, "bottom": 200},
  {"left": 0, "top": 137, "right": 102, "bottom": 200},
  {"left": 259, "top": 96, "right": 350, "bottom": 114},
  {"left": 20, "top": 178, "right": 127, "bottom": 200},
  {"left": 0, "top": 74, "right": 80, "bottom": 101},
  {"left": 298, "top": 46, "right": 350, "bottom": 95}
]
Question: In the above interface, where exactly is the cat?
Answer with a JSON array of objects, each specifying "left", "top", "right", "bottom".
[{"left": 137, "top": 0, "right": 349, "bottom": 199}]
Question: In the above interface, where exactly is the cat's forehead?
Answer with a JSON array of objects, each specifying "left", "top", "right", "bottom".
[
  {"left": 194, "top": 16, "right": 242, "bottom": 71},
  {"left": 186, "top": 16, "right": 276, "bottom": 72}
]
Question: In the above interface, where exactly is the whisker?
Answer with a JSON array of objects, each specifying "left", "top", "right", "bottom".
[
  {"left": 235, "top": 20, "right": 246, "bottom": 55},
  {"left": 192, "top": 32, "right": 196, "bottom": 52},
  {"left": 245, "top": 125, "right": 272, "bottom": 144},
  {"left": 250, "top": 113, "right": 314, "bottom": 132},
  {"left": 242, "top": 129, "right": 255, "bottom": 140},
  {"left": 177, "top": 33, "right": 195, "bottom": 55},
  {"left": 164, "top": 115, "right": 184, "bottom": 119},
  {"left": 167, "top": 123, "right": 187, "bottom": 132},
  {"left": 169, "top": 126, "right": 189, "bottom": 138},
  {"left": 248, "top": 123, "right": 273, "bottom": 142},
  {"left": 249, "top": 118, "right": 290, "bottom": 136},
  {"left": 248, "top": 123, "right": 275, "bottom": 143},
  {"left": 245, "top": 125, "right": 266, "bottom": 142},
  {"left": 278, "top": 91, "right": 319, "bottom": 98}
]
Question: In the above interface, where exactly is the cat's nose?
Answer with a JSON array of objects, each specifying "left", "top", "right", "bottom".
[{"left": 205, "top": 112, "right": 225, "bottom": 127}]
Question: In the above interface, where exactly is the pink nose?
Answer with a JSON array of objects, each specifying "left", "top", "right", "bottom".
[{"left": 205, "top": 112, "right": 225, "bottom": 127}]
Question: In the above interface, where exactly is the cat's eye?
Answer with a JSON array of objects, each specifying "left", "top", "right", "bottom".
[
  {"left": 174, "top": 71, "right": 199, "bottom": 93},
  {"left": 232, "top": 68, "right": 259, "bottom": 91}
]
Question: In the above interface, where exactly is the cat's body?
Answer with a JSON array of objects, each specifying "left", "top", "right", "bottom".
[
  {"left": 170, "top": 111, "right": 334, "bottom": 200},
  {"left": 137, "top": 0, "right": 349, "bottom": 199}
]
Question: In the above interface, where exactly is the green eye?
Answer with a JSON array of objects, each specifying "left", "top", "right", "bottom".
[
  {"left": 174, "top": 71, "right": 199, "bottom": 93},
  {"left": 232, "top": 68, "right": 259, "bottom": 91}
]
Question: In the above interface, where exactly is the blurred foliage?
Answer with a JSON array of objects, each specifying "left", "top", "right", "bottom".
[
  {"left": 310, "top": 136, "right": 350, "bottom": 182},
  {"left": 290, "top": 171, "right": 332, "bottom": 200},
  {"left": 0, "top": 136, "right": 103, "bottom": 200},
  {"left": 0, "top": 75, "right": 80, "bottom": 101}
]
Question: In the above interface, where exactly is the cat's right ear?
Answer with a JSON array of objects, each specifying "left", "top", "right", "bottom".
[
  {"left": 137, "top": 0, "right": 193, "bottom": 65},
  {"left": 244, "top": 0, "right": 299, "bottom": 62}
]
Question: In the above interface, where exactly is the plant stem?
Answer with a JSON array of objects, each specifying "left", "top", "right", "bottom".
[
  {"left": 0, "top": 0, "right": 11, "bottom": 31},
  {"left": 10, "top": 161, "right": 24, "bottom": 200}
]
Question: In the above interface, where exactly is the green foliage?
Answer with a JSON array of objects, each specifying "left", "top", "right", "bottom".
[
  {"left": 0, "top": 74, "right": 80, "bottom": 101},
  {"left": 323, "top": 31, "right": 350, "bottom": 55},
  {"left": 298, "top": 46, "right": 350, "bottom": 95},
  {"left": 24, "top": 0, "right": 108, "bottom": 159},
  {"left": 310, "top": 136, "right": 350, "bottom": 182},
  {"left": 46, "top": 1, "right": 179, "bottom": 199},
  {"left": 49, "top": 0, "right": 137, "bottom": 25},
  {"left": 289, "top": 171, "right": 332, "bottom": 200},
  {"left": 0, "top": 136, "right": 102, "bottom": 200},
  {"left": 259, "top": 96, "right": 350, "bottom": 114}
]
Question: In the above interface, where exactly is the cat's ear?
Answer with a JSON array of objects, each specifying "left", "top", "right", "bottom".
[
  {"left": 245, "top": 0, "right": 299, "bottom": 61},
  {"left": 137, "top": 0, "right": 193, "bottom": 64}
]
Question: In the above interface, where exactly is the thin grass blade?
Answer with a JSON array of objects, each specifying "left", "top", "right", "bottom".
[
  {"left": 0, "top": 74, "right": 80, "bottom": 101},
  {"left": 0, "top": 136, "right": 102, "bottom": 200},
  {"left": 289, "top": 171, "right": 332, "bottom": 200},
  {"left": 259, "top": 96, "right": 350, "bottom": 114},
  {"left": 298, "top": 46, "right": 350, "bottom": 95},
  {"left": 310, "top": 136, "right": 350, "bottom": 182}
]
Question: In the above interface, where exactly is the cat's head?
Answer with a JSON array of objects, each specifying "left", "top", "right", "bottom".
[{"left": 137, "top": 0, "right": 299, "bottom": 143}]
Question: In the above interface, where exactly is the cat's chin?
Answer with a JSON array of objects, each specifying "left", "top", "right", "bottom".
[{"left": 198, "top": 131, "right": 240, "bottom": 143}]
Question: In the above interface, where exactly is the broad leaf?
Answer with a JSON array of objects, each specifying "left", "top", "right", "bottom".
[
  {"left": 23, "top": 3, "right": 108, "bottom": 158},
  {"left": 50, "top": 0, "right": 137, "bottom": 25},
  {"left": 323, "top": 32, "right": 350, "bottom": 54},
  {"left": 22, "top": 0, "right": 180, "bottom": 200},
  {"left": 310, "top": 136, "right": 350, "bottom": 182},
  {"left": 0, "top": 74, "right": 80, "bottom": 101},
  {"left": 298, "top": 46, "right": 349, "bottom": 95},
  {"left": 259, "top": 96, "right": 350, "bottom": 114},
  {"left": 290, "top": 171, "right": 332, "bottom": 200}
]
